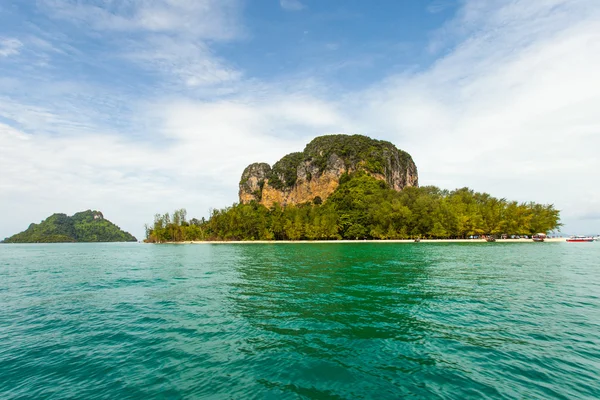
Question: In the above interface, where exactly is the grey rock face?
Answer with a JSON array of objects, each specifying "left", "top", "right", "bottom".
[
  {"left": 238, "top": 135, "right": 419, "bottom": 206},
  {"left": 239, "top": 163, "right": 271, "bottom": 203}
]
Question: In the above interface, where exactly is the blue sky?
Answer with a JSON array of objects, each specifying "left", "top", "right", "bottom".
[{"left": 1, "top": 0, "right": 599, "bottom": 239}]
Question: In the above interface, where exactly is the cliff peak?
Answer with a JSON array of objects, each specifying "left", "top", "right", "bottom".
[{"left": 239, "top": 134, "right": 418, "bottom": 207}]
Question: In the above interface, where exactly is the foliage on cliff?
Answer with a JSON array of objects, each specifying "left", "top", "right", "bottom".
[
  {"left": 146, "top": 173, "right": 561, "bottom": 242},
  {"left": 239, "top": 134, "right": 419, "bottom": 206},
  {"left": 303, "top": 134, "right": 413, "bottom": 175},
  {"left": 2, "top": 210, "right": 137, "bottom": 243},
  {"left": 268, "top": 152, "right": 304, "bottom": 190}
]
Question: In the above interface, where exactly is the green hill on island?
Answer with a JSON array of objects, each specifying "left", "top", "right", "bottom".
[
  {"left": 2, "top": 210, "right": 137, "bottom": 243},
  {"left": 144, "top": 134, "right": 561, "bottom": 242}
]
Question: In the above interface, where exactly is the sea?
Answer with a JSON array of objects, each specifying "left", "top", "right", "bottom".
[{"left": 1, "top": 242, "right": 599, "bottom": 399}]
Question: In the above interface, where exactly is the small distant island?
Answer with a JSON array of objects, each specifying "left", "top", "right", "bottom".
[
  {"left": 144, "top": 134, "right": 561, "bottom": 242},
  {"left": 2, "top": 210, "right": 137, "bottom": 243}
]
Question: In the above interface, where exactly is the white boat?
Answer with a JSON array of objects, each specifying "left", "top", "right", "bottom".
[{"left": 566, "top": 235, "right": 594, "bottom": 243}]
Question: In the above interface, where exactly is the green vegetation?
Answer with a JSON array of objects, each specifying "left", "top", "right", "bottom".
[
  {"left": 145, "top": 173, "right": 561, "bottom": 242},
  {"left": 2, "top": 210, "right": 137, "bottom": 243},
  {"left": 260, "top": 134, "right": 416, "bottom": 190},
  {"left": 268, "top": 152, "right": 304, "bottom": 189},
  {"left": 304, "top": 134, "right": 413, "bottom": 174},
  {"left": 145, "top": 209, "right": 207, "bottom": 243}
]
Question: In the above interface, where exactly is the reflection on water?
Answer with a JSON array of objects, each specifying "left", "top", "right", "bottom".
[{"left": 0, "top": 243, "right": 599, "bottom": 399}]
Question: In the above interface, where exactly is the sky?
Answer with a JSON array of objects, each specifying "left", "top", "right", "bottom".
[{"left": 1, "top": 0, "right": 599, "bottom": 240}]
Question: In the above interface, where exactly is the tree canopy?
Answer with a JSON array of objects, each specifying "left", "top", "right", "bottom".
[
  {"left": 145, "top": 173, "right": 561, "bottom": 242},
  {"left": 3, "top": 210, "right": 137, "bottom": 243}
]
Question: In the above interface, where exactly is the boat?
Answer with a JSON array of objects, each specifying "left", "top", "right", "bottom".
[
  {"left": 485, "top": 236, "right": 496, "bottom": 242},
  {"left": 532, "top": 233, "right": 546, "bottom": 242},
  {"left": 566, "top": 235, "right": 594, "bottom": 243}
]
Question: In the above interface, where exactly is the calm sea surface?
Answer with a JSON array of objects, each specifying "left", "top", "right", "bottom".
[{"left": 1, "top": 242, "right": 599, "bottom": 399}]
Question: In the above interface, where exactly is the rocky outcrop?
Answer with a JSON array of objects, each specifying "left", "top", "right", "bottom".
[
  {"left": 239, "top": 134, "right": 418, "bottom": 208},
  {"left": 239, "top": 163, "right": 272, "bottom": 204}
]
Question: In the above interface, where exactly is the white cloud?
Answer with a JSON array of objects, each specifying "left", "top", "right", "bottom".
[
  {"left": 41, "top": 0, "right": 242, "bottom": 40},
  {"left": 2, "top": 0, "right": 600, "bottom": 239},
  {"left": 0, "top": 38, "right": 22, "bottom": 57},
  {"left": 280, "top": 0, "right": 305, "bottom": 12},
  {"left": 127, "top": 36, "right": 242, "bottom": 87},
  {"left": 0, "top": 89, "right": 345, "bottom": 239},
  {"left": 40, "top": 0, "right": 243, "bottom": 87},
  {"left": 347, "top": 0, "right": 600, "bottom": 233}
]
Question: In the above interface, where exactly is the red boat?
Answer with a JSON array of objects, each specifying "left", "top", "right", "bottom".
[{"left": 566, "top": 235, "right": 594, "bottom": 242}]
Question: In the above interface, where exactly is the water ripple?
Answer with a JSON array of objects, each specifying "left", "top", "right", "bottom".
[{"left": 1, "top": 242, "right": 599, "bottom": 399}]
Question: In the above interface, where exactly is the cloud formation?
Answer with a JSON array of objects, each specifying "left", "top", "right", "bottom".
[
  {"left": 1, "top": 0, "right": 599, "bottom": 239},
  {"left": 40, "top": 0, "right": 243, "bottom": 88},
  {"left": 0, "top": 38, "right": 22, "bottom": 57},
  {"left": 41, "top": 0, "right": 242, "bottom": 39},
  {"left": 351, "top": 0, "right": 600, "bottom": 231}
]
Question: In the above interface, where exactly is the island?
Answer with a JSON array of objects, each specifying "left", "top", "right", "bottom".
[
  {"left": 144, "top": 134, "right": 561, "bottom": 242},
  {"left": 2, "top": 210, "right": 137, "bottom": 243}
]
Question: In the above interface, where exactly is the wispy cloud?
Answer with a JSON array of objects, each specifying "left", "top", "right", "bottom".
[
  {"left": 0, "top": 89, "right": 342, "bottom": 238},
  {"left": 280, "top": 0, "right": 305, "bottom": 12},
  {"left": 347, "top": 0, "right": 600, "bottom": 232},
  {"left": 1, "top": 0, "right": 599, "bottom": 239},
  {"left": 41, "top": 0, "right": 242, "bottom": 39},
  {"left": 0, "top": 38, "right": 22, "bottom": 57},
  {"left": 126, "top": 36, "right": 242, "bottom": 87},
  {"left": 427, "top": 0, "right": 454, "bottom": 14},
  {"left": 39, "top": 0, "right": 244, "bottom": 87}
]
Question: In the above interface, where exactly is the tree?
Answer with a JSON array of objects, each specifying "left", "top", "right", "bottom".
[{"left": 144, "top": 175, "right": 561, "bottom": 242}]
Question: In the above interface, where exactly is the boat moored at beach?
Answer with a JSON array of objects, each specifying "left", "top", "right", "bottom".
[
  {"left": 566, "top": 235, "right": 594, "bottom": 243},
  {"left": 532, "top": 233, "right": 546, "bottom": 242}
]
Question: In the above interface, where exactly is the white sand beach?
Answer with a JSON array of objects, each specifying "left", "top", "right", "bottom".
[{"left": 165, "top": 238, "right": 567, "bottom": 244}]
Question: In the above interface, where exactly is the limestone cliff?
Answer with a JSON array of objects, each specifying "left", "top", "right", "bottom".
[{"left": 239, "top": 134, "right": 418, "bottom": 208}]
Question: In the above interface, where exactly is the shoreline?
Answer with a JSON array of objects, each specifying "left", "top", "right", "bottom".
[{"left": 161, "top": 238, "right": 568, "bottom": 244}]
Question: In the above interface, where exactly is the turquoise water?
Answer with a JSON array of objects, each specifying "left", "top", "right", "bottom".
[{"left": 1, "top": 243, "right": 599, "bottom": 399}]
